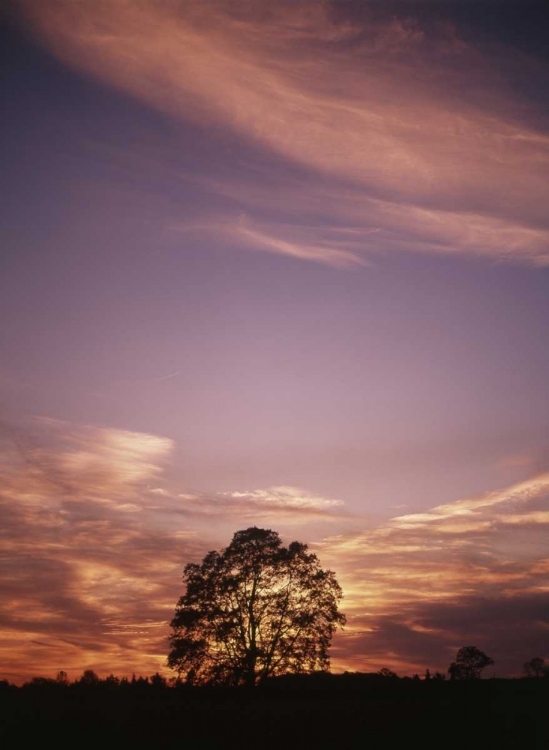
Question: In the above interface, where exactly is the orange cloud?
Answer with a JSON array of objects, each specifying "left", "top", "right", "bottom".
[
  {"left": 0, "top": 420, "right": 348, "bottom": 683},
  {"left": 0, "top": 421, "right": 195, "bottom": 683},
  {"left": 1, "top": 418, "right": 547, "bottom": 682},
  {"left": 319, "top": 475, "right": 549, "bottom": 675}
]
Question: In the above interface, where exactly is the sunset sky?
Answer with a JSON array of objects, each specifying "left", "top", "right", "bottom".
[{"left": 1, "top": 0, "right": 548, "bottom": 684}]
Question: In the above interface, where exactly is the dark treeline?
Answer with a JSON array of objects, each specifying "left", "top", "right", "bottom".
[
  {"left": 1, "top": 670, "right": 548, "bottom": 749},
  {"left": 3, "top": 663, "right": 549, "bottom": 691}
]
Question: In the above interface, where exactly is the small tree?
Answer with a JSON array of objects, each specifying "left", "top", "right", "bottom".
[
  {"left": 378, "top": 667, "right": 398, "bottom": 679},
  {"left": 78, "top": 669, "right": 100, "bottom": 686},
  {"left": 104, "top": 674, "right": 120, "bottom": 688},
  {"left": 523, "top": 657, "right": 546, "bottom": 679},
  {"left": 448, "top": 646, "right": 494, "bottom": 680},
  {"left": 168, "top": 527, "right": 345, "bottom": 687},
  {"left": 150, "top": 672, "right": 168, "bottom": 688}
]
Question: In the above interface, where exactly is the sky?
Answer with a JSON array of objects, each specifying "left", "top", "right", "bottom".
[{"left": 1, "top": 0, "right": 548, "bottom": 683}]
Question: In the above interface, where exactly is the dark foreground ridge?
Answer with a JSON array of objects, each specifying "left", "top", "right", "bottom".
[{"left": 1, "top": 672, "right": 548, "bottom": 749}]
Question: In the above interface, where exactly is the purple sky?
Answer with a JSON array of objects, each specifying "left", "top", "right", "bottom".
[{"left": 1, "top": 0, "right": 548, "bottom": 682}]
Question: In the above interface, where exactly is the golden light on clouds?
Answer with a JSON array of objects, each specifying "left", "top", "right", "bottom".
[
  {"left": 0, "top": 421, "right": 349, "bottom": 682},
  {"left": 1, "top": 418, "right": 547, "bottom": 681},
  {"left": 2, "top": 2, "right": 548, "bottom": 685},
  {"left": 320, "top": 474, "right": 549, "bottom": 674}
]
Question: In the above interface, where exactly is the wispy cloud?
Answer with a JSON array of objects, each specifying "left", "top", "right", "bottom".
[
  {"left": 0, "top": 420, "right": 196, "bottom": 682},
  {"left": 20, "top": 0, "right": 549, "bottom": 266},
  {"left": 146, "top": 484, "right": 348, "bottom": 524},
  {"left": 210, "top": 484, "right": 345, "bottom": 519},
  {"left": 320, "top": 475, "right": 549, "bottom": 675},
  {"left": 1, "top": 418, "right": 547, "bottom": 681},
  {"left": 0, "top": 421, "right": 346, "bottom": 682},
  {"left": 234, "top": 218, "right": 367, "bottom": 269}
]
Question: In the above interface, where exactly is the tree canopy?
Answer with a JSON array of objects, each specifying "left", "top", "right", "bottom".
[
  {"left": 448, "top": 646, "right": 494, "bottom": 680},
  {"left": 523, "top": 657, "right": 546, "bottom": 678},
  {"left": 168, "top": 527, "right": 346, "bottom": 686}
]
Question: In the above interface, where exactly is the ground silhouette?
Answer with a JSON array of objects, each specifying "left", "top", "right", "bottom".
[{"left": 1, "top": 670, "right": 548, "bottom": 748}]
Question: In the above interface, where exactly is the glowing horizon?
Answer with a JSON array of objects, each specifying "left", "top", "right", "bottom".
[{"left": 1, "top": 1, "right": 548, "bottom": 683}]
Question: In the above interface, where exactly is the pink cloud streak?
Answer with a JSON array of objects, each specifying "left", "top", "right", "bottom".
[
  {"left": 1, "top": 419, "right": 547, "bottom": 681},
  {"left": 20, "top": 0, "right": 549, "bottom": 266}
]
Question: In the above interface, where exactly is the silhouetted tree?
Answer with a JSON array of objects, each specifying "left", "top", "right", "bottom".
[
  {"left": 78, "top": 669, "right": 100, "bottom": 686},
  {"left": 378, "top": 667, "right": 398, "bottom": 679},
  {"left": 448, "top": 646, "right": 494, "bottom": 680},
  {"left": 56, "top": 670, "right": 69, "bottom": 685},
  {"left": 150, "top": 672, "right": 168, "bottom": 689},
  {"left": 168, "top": 527, "right": 345, "bottom": 687},
  {"left": 523, "top": 657, "right": 546, "bottom": 678},
  {"left": 104, "top": 674, "right": 120, "bottom": 688}
]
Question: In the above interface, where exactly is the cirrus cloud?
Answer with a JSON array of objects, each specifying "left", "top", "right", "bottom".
[
  {"left": 1, "top": 418, "right": 547, "bottom": 682},
  {"left": 320, "top": 474, "right": 549, "bottom": 675},
  {"left": 18, "top": 0, "right": 549, "bottom": 267},
  {"left": 0, "top": 419, "right": 347, "bottom": 683}
]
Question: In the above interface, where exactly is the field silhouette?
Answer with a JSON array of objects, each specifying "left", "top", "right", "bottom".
[{"left": 1, "top": 671, "right": 547, "bottom": 749}]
